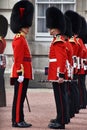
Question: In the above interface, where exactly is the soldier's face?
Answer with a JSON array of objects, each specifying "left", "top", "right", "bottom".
[
  {"left": 49, "top": 28, "right": 60, "bottom": 36},
  {"left": 21, "top": 27, "right": 29, "bottom": 35},
  {"left": 49, "top": 29, "right": 55, "bottom": 35}
]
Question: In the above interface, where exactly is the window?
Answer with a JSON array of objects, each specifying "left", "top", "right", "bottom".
[{"left": 35, "top": 0, "right": 76, "bottom": 41}]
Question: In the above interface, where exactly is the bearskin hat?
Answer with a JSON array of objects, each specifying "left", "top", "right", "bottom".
[
  {"left": 10, "top": 0, "right": 34, "bottom": 33},
  {"left": 46, "top": 6, "right": 66, "bottom": 34},
  {"left": 78, "top": 16, "right": 87, "bottom": 43},
  {"left": 0, "top": 15, "right": 8, "bottom": 38},
  {"left": 64, "top": 15, "right": 72, "bottom": 38},
  {"left": 79, "top": 16, "right": 87, "bottom": 39},
  {"left": 65, "top": 10, "right": 81, "bottom": 35},
  {"left": 82, "top": 32, "right": 87, "bottom": 43}
]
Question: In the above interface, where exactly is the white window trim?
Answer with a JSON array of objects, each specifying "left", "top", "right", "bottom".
[{"left": 35, "top": 0, "right": 76, "bottom": 41}]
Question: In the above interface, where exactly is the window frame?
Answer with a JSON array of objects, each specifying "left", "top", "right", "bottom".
[{"left": 35, "top": 0, "right": 76, "bottom": 41}]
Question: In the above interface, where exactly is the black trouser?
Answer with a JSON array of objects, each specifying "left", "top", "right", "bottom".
[
  {"left": 78, "top": 74, "right": 87, "bottom": 108},
  {"left": 67, "top": 81, "right": 75, "bottom": 118},
  {"left": 52, "top": 82, "right": 69, "bottom": 125},
  {"left": 12, "top": 78, "right": 29, "bottom": 123},
  {"left": 0, "top": 68, "right": 6, "bottom": 107},
  {"left": 70, "top": 74, "right": 80, "bottom": 113}
]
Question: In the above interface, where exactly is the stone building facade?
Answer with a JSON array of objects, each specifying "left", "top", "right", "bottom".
[{"left": 0, "top": 0, "right": 87, "bottom": 87}]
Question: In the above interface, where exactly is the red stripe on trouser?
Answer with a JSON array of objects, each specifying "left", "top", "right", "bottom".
[{"left": 16, "top": 83, "right": 23, "bottom": 123}]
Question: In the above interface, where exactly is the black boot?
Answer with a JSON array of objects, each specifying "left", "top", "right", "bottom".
[
  {"left": 12, "top": 121, "right": 32, "bottom": 128},
  {"left": 48, "top": 122, "right": 65, "bottom": 129}
]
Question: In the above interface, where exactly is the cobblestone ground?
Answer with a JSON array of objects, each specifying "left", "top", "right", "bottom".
[{"left": 0, "top": 88, "right": 87, "bottom": 130}]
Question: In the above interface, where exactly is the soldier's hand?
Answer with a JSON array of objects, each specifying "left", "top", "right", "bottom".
[
  {"left": 58, "top": 77, "right": 64, "bottom": 83},
  {"left": 17, "top": 76, "right": 24, "bottom": 83}
]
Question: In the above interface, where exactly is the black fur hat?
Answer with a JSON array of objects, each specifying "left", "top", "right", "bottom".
[
  {"left": 65, "top": 10, "right": 81, "bottom": 35},
  {"left": 82, "top": 32, "right": 87, "bottom": 43},
  {"left": 0, "top": 15, "right": 8, "bottom": 38},
  {"left": 46, "top": 6, "right": 66, "bottom": 34},
  {"left": 79, "top": 19, "right": 87, "bottom": 44},
  {"left": 10, "top": 0, "right": 34, "bottom": 33},
  {"left": 64, "top": 15, "right": 72, "bottom": 38},
  {"left": 79, "top": 16, "right": 87, "bottom": 38}
]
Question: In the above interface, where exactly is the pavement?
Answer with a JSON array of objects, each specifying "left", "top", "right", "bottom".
[{"left": 0, "top": 88, "right": 87, "bottom": 130}]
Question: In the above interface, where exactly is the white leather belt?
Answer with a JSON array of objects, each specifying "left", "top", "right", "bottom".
[{"left": 49, "top": 58, "right": 57, "bottom": 62}]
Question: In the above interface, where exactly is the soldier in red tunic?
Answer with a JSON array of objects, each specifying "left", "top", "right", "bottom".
[
  {"left": 77, "top": 16, "right": 87, "bottom": 109},
  {"left": 65, "top": 10, "right": 82, "bottom": 115},
  {"left": 46, "top": 7, "right": 69, "bottom": 129},
  {"left": 10, "top": 0, "right": 34, "bottom": 128},
  {"left": 0, "top": 15, "right": 8, "bottom": 107},
  {"left": 63, "top": 15, "right": 74, "bottom": 122}
]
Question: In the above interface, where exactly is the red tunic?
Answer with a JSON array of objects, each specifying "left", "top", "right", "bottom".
[
  {"left": 48, "top": 35, "right": 67, "bottom": 80},
  {"left": 11, "top": 33, "right": 33, "bottom": 79},
  {"left": 76, "top": 38, "right": 86, "bottom": 74},
  {"left": 0, "top": 37, "right": 6, "bottom": 54},
  {"left": 0, "top": 38, "right": 6, "bottom": 68},
  {"left": 65, "top": 40, "right": 73, "bottom": 79},
  {"left": 69, "top": 36, "right": 79, "bottom": 57},
  {"left": 65, "top": 40, "right": 73, "bottom": 65},
  {"left": 69, "top": 36, "right": 80, "bottom": 74},
  {"left": 85, "top": 47, "right": 87, "bottom": 74}
]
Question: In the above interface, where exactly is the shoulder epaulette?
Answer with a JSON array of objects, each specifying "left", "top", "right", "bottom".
[
  {"left": 15, "top": 33, "right": 21, "bottom": 38},
  {"left": 15, "top": 32, "right": 25, "bottom": 38},
  {"left": 69, "top": 36, "right": 76, "bottom": 44},
  {"left": 0, "top": 36, "right": 3, "bottom": 42},
  {"left": 53, "top": 35, "right": 65, "bottom": 44}
]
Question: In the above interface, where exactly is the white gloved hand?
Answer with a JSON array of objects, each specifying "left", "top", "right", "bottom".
[{"left": 17, "top": 76, "right": 24, "bottom": 83}]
